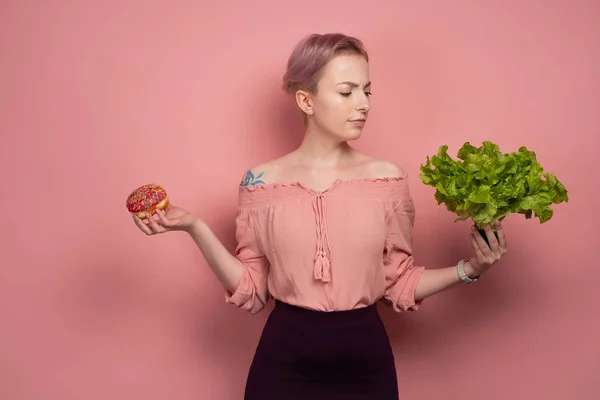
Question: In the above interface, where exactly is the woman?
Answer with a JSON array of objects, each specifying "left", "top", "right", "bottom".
[{"left": 132, "top": 33, "right": 508, "bottom": 399}]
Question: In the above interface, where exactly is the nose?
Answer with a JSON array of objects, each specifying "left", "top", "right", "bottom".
[{"left": 356, "top": 94, "right": 370, "bottom": 112}]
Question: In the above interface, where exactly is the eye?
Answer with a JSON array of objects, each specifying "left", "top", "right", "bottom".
[
  {"left": 365, "top": 91, "right": 372, "bottom": 96},
  {"left": 340, "top": 92, "right": 352, "bottom": 97}
]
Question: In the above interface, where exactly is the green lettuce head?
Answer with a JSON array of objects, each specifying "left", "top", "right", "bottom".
[{"left": 419, "top": 141, "right": 569, "bottom": 229}]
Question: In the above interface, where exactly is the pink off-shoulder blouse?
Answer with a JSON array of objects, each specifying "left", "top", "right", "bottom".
[{"left": 225, "top": 174, "right": 426, "bottom": 314}]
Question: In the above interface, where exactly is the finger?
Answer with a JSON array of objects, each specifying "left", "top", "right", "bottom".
[
  {"left": 157, "top": 209, "right": 171, "bottom": 227},
  {"left": 146, "top": 212, "right": 164, "bottom": 233},
  {"left": 470, "top": 233, "right": 487, "bottom": 260},
  {"left": 484, "top": 224, "right": 500, "bottom": 252},
  {"left": 495, "top": 222, "right": 508, "bottom": 251},
  {"left": 132, "top": 214, "right": 153, "bottom": 235},
  {"left": 472, "top": 226, "right": 493, "bottom": 257}
]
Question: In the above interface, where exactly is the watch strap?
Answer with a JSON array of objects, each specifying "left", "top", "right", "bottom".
[{"left": 457, "top": 259, "right": 479, "bottom": 284}]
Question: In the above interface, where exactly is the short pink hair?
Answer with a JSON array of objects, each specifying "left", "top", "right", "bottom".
[{"left": 282, "top": 33, "right": 369, "bottom": 95}]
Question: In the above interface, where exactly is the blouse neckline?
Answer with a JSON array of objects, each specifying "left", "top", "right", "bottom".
[{"left": 238, "top": 174, "right": 409, "bottom": 196}]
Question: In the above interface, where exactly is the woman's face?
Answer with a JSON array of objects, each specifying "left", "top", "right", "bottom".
[{"left": 299, "top": 54, "right": 371, "bottom": 142}]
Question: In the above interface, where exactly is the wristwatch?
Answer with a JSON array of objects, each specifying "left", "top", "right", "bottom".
[{"left": 457, "top": 259, "right": 479, "bottom": 284}]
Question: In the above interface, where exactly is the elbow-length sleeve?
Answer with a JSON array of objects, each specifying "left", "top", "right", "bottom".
[
  {"left": 225, "top": 207, "right": 270, "bottom": 314},
  {"left": 382, "top": 197, "right": 426, "bottom": 312}
]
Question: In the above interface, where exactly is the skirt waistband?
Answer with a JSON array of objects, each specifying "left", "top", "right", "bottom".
[{"left": 273, "top": 299, "right": 379, "bottom": 325}]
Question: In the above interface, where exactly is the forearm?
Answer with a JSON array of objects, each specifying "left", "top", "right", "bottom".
[
  {"left": 414, "top": 261, "right": 477, "bottom": 301},
  {"left": 188, "top": 218, "right": 244, "bottom": 293}
]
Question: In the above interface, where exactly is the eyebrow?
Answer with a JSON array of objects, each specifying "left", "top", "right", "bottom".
[{"left": 337, "top": 81, "right": 371, "bottom": 88}]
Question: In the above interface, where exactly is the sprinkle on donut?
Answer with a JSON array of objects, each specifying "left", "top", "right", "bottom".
[{"left": 126, "top": 184, "right": 168, "bottom": 213}]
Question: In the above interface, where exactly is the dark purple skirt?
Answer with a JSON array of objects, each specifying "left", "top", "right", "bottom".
[{"left": 244, "top": 300, "right": 399, "bottom": 400}]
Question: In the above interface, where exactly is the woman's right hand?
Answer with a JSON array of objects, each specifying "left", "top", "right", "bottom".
[{"left": 132, "top": 204, "right": 198, "bottom": 235}]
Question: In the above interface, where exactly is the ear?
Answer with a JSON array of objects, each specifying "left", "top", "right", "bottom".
[{"left": 295, "top": 89, "right": 314, "bottom": 115}]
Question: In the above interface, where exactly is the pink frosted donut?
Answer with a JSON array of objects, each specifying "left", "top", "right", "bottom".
[{"left": 126, "top": 184, "right": 169, "bottom": 219}]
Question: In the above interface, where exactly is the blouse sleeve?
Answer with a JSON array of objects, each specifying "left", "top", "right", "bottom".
[
  {"left": 382, "top": 197, "right": 426, "bottom": 312},
  {"left": 224, "top": 206, "right": 271, "bottom": 314}
]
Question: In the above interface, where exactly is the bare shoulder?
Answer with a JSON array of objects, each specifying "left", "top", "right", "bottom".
[
  {"left": 360, "top": 155, "right": 407, "bottom": 179},
  {"left": 239, "top": 157, "right": 285, "bottom": 187}
]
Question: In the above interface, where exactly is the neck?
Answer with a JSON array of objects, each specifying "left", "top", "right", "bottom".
[{"left": 294, "top": 122, "right": 353, "bottom": 167}]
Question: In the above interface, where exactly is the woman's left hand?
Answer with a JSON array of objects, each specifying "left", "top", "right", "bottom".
[{"left": 466, "top": 221, "right": 508, "bottom": 277}]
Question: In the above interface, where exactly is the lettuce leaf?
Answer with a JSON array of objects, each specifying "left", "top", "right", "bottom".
[{"left": 419, "top": 141, "right": 569, "bottom": 228}]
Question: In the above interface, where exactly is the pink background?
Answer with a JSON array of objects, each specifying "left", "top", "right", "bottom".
[{"left": 1, "top": 0, "right": 599, "bottom": 399}]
